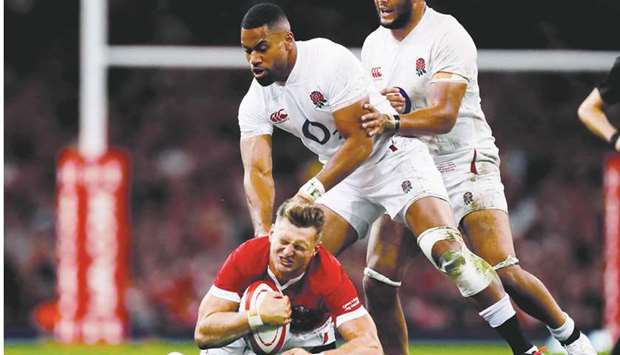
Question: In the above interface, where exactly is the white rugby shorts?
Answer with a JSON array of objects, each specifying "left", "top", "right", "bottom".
[
  {"left": 317, "top": 137, "right": 449, "bottom": 239},
  {"left": 200, "top": 318, "right": 336, "bottom": 354},
  {"left": 434, "top": 148, "right": 508, "bottom": 225}
]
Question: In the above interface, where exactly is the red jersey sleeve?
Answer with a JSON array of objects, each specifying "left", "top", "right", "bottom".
[
  {"left": 315, "top": 247, "right": 367, "bottom": 328},
  {"left": 324, "top": 267, "right": 366, "bottom": 328},
  {"left": 208, "top": 237, "right": 270, "bottom": 303}
]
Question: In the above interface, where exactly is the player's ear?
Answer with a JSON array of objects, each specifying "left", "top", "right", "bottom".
[
  {"left": 313, "top": 241, "right": 321, "bottom": 255},
  {"left": 283, "top": 32, "right": 294, "bottom": 49}
]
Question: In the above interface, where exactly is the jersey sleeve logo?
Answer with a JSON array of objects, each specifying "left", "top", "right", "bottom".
[
  {"left": 342, "top": 297, "right": 360, "bottom": 312},
  {"left": 309, "top": 91, "right": 328, "bottom": 108},
  {"left": 270, "top": 108, "right": 289, "bottom": 124},
  {"left": 371, "top": 66, "right": 383, "bottom": 79},
  {"left": 416, "top": 58, "right": 427, "bottom": 77}
]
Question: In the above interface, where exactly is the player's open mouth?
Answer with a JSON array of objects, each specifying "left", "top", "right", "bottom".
[
  {"left": 279, "top": 256, "right": 293, "bottom": 267},
  {"left": 379, "top": 8, "right": 395, "bottom": 19},
  {"left": 252, "top": 68, "right": 267, "bottom": 78}
]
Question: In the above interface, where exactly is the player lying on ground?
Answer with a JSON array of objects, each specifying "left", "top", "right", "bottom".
[
  {"left": 237, "top": 3, "right": 541, "bottom": 355},
  {"left": 359, "top": 0, "right": 597, "bottom": 354},
  {"left": 194, "top": 200, "right": 382, "bottom": 354}
]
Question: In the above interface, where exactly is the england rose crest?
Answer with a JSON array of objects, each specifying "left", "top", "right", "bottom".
[
  {"left": 463, "top": 192, "right": 473, "bottom": 205},
  {"left": 401, "top": 180, "right": 412, "bottom": 193},
  {"left": 310, "top": 91, "right": 327, "bottom": 108},
  {"left": 416, "top": 58, "right": 427, "bottom": 77}
]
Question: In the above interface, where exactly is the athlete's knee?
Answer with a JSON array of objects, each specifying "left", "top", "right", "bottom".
[
  {"left": 494, "top": 260, "right": 542, "bottom": 296},
  {"left": 417, "top": 226, "right": 498, "bottom": 297},
  {"left": 492, "top": 255, "right": 520, "bottom": 272},
  {"left": 363, "top": 268, "right": 400, "bottom": 306},
  {"left": 495, "top": 266, "right": 522, "bottom": 292}
]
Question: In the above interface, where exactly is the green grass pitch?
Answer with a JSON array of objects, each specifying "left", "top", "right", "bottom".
[{"left": 4, "top": 341, "right": 611, "bottom": 354}]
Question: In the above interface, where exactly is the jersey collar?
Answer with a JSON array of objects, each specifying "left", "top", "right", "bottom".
[
  {"left": 267, "top": 267, "right": 305, "bottom": 291},
  {"left": 281, "top": 40, "right": 304, "bottom": 86},
  {"left": 388, "top": 4, "right": 432, "bottom": 44}
]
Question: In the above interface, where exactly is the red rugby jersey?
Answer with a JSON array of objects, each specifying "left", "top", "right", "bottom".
[{"left": 208, "top": 237, "right": 365, "bottom": 328}]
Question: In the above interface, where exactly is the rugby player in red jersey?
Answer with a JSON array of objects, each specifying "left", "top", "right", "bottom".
[{"left": 194, "top": 200, "right": 382, "bottom": 354}]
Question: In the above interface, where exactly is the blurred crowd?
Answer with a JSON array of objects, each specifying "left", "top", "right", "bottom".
[{"left": 5, "top": 0, "right": 620, "bottom": 341}]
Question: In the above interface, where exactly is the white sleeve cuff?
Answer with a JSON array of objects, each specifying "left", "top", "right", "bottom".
[
  {"left": 239, "top": 129, "right": 273, "bottom": 139},
  {"left": 335, "top": 306, "right": 368, "bottom": 328},
  {"left": 207, "top": 285, "right": 241, "bottom": 303}
]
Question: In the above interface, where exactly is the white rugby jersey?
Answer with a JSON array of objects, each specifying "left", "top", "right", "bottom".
[
  {"left": 239, "top": 38, "right": 395, "bottom": 181},
  {"left": 362, "top": 7, "right": 498, "bottom": 159}
]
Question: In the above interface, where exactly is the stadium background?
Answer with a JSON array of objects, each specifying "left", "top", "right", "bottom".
[{"left": 4, "top": 0, "right": 620, "bottom": 353}]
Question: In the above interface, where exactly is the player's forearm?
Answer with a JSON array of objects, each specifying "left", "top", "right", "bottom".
[
  {"left": 323, "top": 335, "right": 383, "bottom": 355},
  {"left": 195, "top": 312, "right": 251, "bottom": 349},
  {"left": 243, "top": 169, "right": 275, "bottom": 235},
  {"left": 578, "top": 103, "right": 617, "bottom": 143},
  {"left": 398, "top": 105, "right": 457, "bottom": 136},
  {"left": 316, "top": 136, "right": 373, "bottom": 190}
]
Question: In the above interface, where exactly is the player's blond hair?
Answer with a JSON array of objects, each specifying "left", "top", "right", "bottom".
[{"left": 276, "top": 199, "right": 325, "bottom": 238}]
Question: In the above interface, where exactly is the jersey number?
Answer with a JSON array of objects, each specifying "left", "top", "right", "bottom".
[{"left": 302, "top": 120, "right": 331, "bottom": 145}]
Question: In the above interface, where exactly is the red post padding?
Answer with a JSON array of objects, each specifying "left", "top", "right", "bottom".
[
  {"left": 604, "top": 154, "right": 620, "bottom": 341},
  {"left": 55, "top": 147, "right": 130, "bottom": 343}
]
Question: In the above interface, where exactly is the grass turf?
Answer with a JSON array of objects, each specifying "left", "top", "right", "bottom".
[{"left": 4, "top": 341, "right": 611, "bottom": 354}]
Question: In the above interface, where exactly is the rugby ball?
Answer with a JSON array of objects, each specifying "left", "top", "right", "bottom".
[{"left": 240, "top": 280, "right": 290, "bottom": 355}]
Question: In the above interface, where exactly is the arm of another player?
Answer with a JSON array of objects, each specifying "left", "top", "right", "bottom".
[
  {"left": 240, "top": 134, "right": 275, "bottom": 236},
  {"left": 194, "top": 291, "right": 291, "bottom": 349},
  {"left": 297, "top": 98, "right": 374, "bottom": 201},
  {"left": 281, "top": 314, "right": 382, "bottom": 355},
  {"left": 361, "top": 72, "right": 467, "bottom": 137},
  {"left": 577, "top": 88, "right": 620, "bottom": 151},
  {"left": 318, "top": 98, "right": 374, "bottom": 189}
]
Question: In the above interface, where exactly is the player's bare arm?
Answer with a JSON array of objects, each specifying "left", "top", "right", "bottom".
[
  {"left": 281, "top": 314, "right": 382, "bottom": 355},
  {"left": 361, "top": 71, "right": 467, "bottom": 137},
  {"left": 578, "top": 88, "right": 620, "bottom": 151},
  {"left": 298, "top": 98, "right": 373, "bottom": 201},
  {"left": 240, "top": 134, "right": 275, "bottom": 236},
  {"left": 194, "top": 292, "right": 291, "bottom": 349}
]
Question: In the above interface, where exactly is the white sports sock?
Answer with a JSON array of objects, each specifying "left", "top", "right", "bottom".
[
  {"left": 524, "top": 345, "right": 539, "bottom": 354},
  {"left": 547, "top": 312, "right": 574, "bottom": 342},
  {"left": 478, "top": 294, "right": 516, "bottom": 328}
]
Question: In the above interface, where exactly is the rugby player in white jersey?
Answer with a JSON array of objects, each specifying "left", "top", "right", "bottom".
[
  {"left": 238, "top": 3, "right": 539, "bottom": 355},
  {"left": 359, "top": 1, "right": 597, "bottom": 354}
]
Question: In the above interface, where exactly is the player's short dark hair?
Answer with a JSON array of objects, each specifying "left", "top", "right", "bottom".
[
  {"left": 276, "top": 199, "right": 325, "bottom": 236},
  {"left": 241, "top": 3, "right": 288, "bottom": 30}
]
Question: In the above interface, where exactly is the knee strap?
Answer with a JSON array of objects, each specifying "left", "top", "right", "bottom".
[
  {"left": 493, "top": 255, "right": 520, "bottom": 271},
  {"left": 363, "top": 267, "right": 402, "bottom": 287},
  {"left": 417, "top": 226, "right": 497, "bottom": 297},
  {"left": 417, "top": 227, "right": 463, "bottom": 269}
]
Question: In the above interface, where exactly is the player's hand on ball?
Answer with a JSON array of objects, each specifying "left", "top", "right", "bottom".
[
  {"left": 258, "top": 292, "right": 292, "bottom": 326},
  {"left": 361, "top": 103, "right": 393, "bottom": 137},
  {"left": 281, "top": 348, "right": 312, "bottom": 355},
  {"left": 381, "top": 87, "right": 406, "bottom": 113}
]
